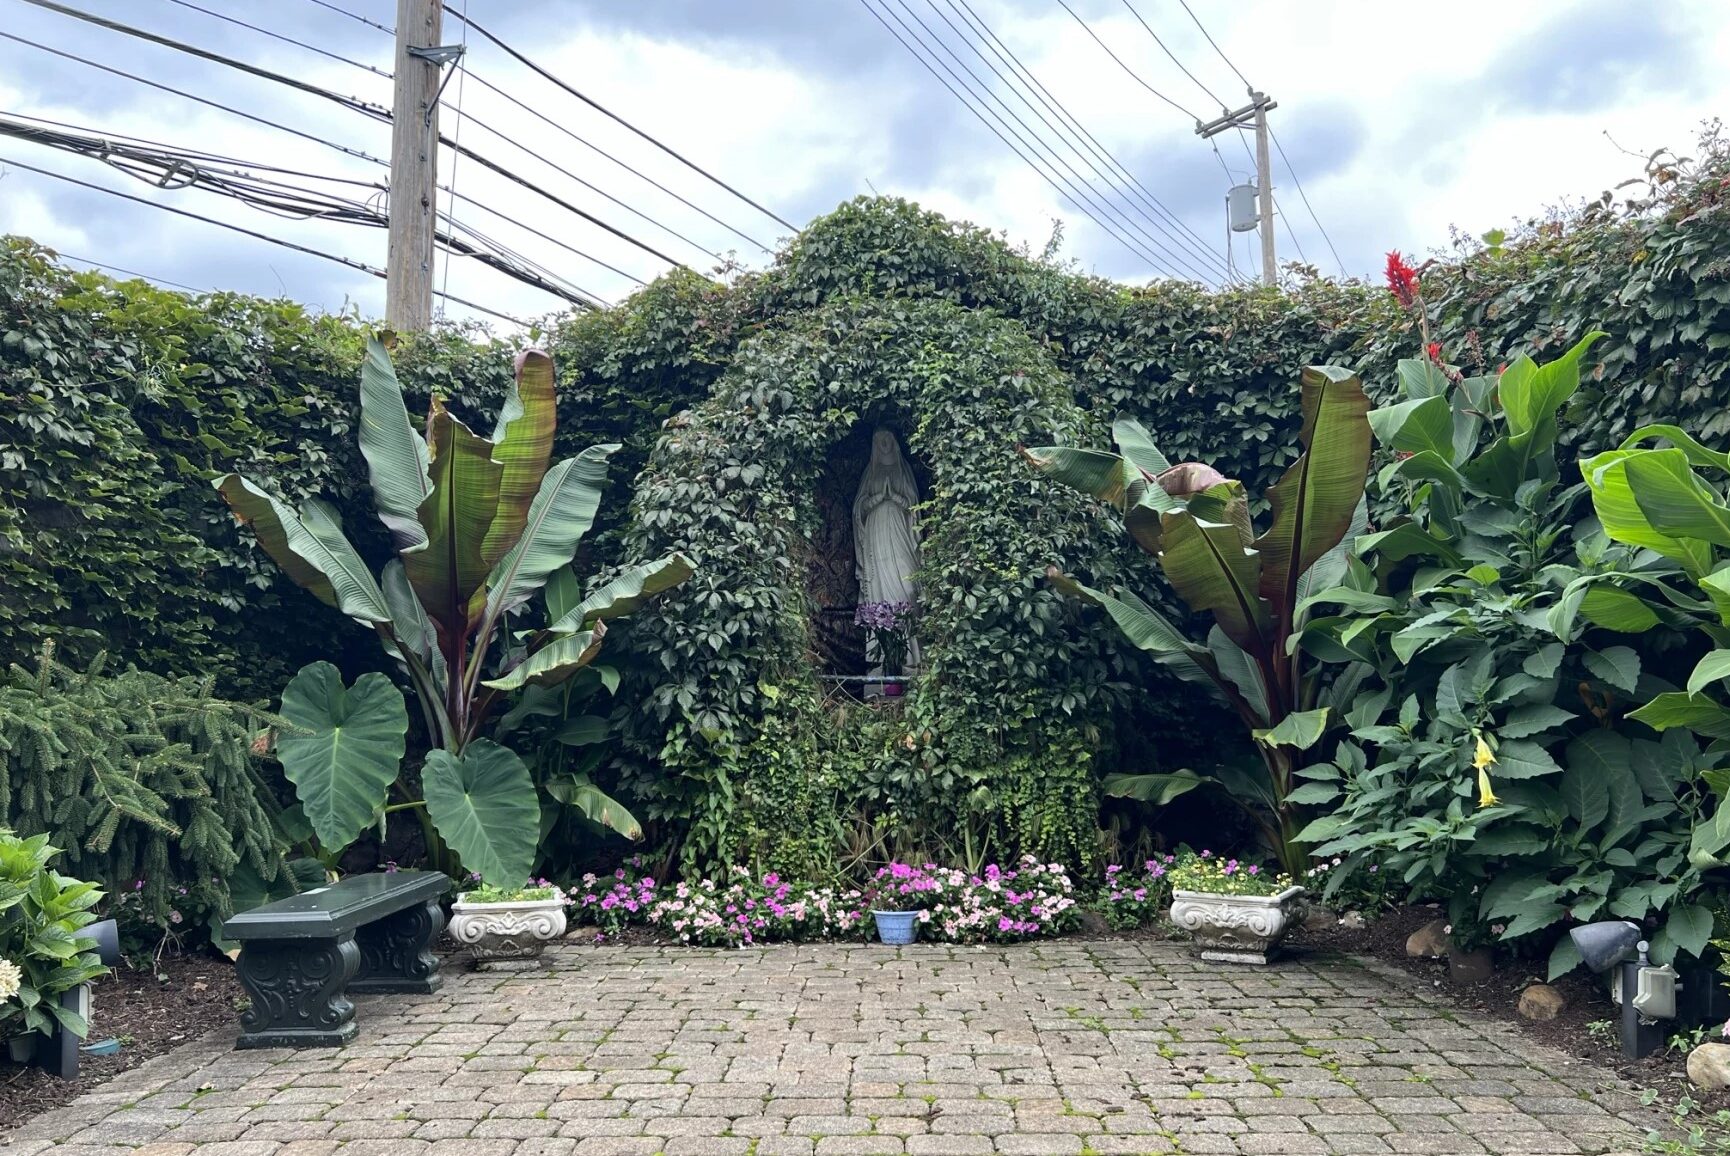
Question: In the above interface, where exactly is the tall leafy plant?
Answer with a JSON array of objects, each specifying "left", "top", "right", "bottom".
[
  {"left": 1299, "top": 335, "right": 1726, "bottom": 968},
  {"left": 217, "top": 339, "right": 691, "bottom": 884},
  {"left": 1024, "top": 366, "right": 1374, "bottom": 873}
]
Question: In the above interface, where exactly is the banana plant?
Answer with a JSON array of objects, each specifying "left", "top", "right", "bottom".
[
  {"left": 1024, "top": 366, "right": 1373, "bottom": 873},
  {"left": 1580, "top": 416, "right": 1730, "bottom": 867},
  {"left": 216, "top": 338, "right": 691, "bottom": 885}
]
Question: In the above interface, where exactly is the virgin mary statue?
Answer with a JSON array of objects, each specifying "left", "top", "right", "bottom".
[{"left": 853, "top": 428, "right": 922, "bottom": 669}]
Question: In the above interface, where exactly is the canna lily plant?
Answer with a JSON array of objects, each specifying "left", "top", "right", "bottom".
[
  {"left": 216, "top": 338, "right": 691, "bottom": 885},
  {"left": 1024, "top": 366, "right": 1373, "bottom": 874}
]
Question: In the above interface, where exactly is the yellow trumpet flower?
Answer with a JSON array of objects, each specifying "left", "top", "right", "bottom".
[{"left": 1473, "top": 733, "right": 1499, "bottom": 808}]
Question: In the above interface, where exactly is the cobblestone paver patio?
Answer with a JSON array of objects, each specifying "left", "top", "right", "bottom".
[{"left": 4, "top": 940, "right": 1661, "bottom": 1156}]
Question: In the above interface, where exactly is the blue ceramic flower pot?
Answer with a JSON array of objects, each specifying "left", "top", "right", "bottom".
[{"left": 871, "top": 910, "right": 920, "bottom": 945}]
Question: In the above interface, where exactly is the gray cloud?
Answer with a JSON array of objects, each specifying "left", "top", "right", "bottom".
[{"left": 1486, "top": 0, "right": 1707, "bottom": 115}]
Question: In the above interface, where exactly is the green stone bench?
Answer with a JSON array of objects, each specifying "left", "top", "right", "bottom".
[{"left": 222, "top": 869, "right": 449, "bottom": 1049}]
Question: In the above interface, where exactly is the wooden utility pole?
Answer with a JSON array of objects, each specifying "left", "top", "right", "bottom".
[
  {"left": 386, "top": 0, "right": 443, "bottom": 331},
  {"left": 1195, "top": 90, "right": 1279, "bottom": 287}
]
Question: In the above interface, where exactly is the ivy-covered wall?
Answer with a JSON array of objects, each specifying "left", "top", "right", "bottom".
[{"left": 4, "top": 139, "right": 1725, "bottom": 867}]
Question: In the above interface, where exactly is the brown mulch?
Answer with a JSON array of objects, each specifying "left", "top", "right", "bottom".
[{"left": 0, "top": 953, "right": 244, "bottom": 1131}]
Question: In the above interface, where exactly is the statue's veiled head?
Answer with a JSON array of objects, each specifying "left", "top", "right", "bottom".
[{"left": 870, "top": 428, "right": 900, "bottom": 465}]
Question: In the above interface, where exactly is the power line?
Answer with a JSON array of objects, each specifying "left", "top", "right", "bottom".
[
  {"left": 1272, "top": 196, "right": 1308, "bottom": 265},
  {"left": 1117, "top": 0, "right": 1224, "bottom": 110},
  {"left": 1175, "top": 0, "right": 1250, "bottom": 87},
  {"left": 440, "top": 0, "right": 470, "bottom": 312},
  {"left": 0, "top": 153, "right": 544, "bottom": 323},
  {"left": 54, "top": 251, "right": 203, "bottom": 293},
  {"left": 0, "top": 117, "right": 609, "bottom": 307},
  {"left": 1051, "top": 0, "right": 1198, "bottom": 122},
  {"left": 6, "top": 11, "right": 694, "bottom": 273},
  {"left": 0, "top": 111, "right": 608, "bottom": 302},
  {"left": 455, "top": 64, "right": 774, "bottom": 255},
  {"left": 942, "top": 0, "right": 1234, "bottom": 280},
  {"left": 882, "top": 0, "right": 1206, "bottom": 280},
  {"left": 298, "top": 0, "right": 393, "bottom": 37},
  {"left": 916, "top": 0, "right": 1230, "bottom": 282},
  {"left": 1268, "top": 124, "right": 1345, "bottom": 275},
  {"left": 859, "top": 0, "right": 1191, "bottom": 282},
  {"left": 23, "top": 0, "right": 391, "bottom": 121},
  {"left": 441, "top": 97, "right": 723, "bottom": 264},
  {"left": 156, "top": 0, "right": 393, "bottom": 78},
  {"left": 442, "top": 5, "right": 794, "bottom": 233},
  {"left": 1166, "top": 0, "right": 1347, "bottom": 276},
  {"left": 0, "top": 31, "right": 390, "bottom": 167}
]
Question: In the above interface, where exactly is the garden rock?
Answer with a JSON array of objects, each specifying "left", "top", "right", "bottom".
[
  {"left": 1688, "top": 1043, "right": 1730, "bottom": 1091},
  {"left": 1339, "top": 909, "right": 1367, "bottom": 931},
  {"left": 1407, "top": 919, "right": 1451, "bottom": 958},
  {"left": 1517, "top": 983, "right": 1566, "bottom": 1021},
  {"left": 1302, "top": 905, "right": 1338, "bottom": 931}
]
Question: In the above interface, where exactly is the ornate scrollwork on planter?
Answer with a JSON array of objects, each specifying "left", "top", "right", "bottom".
[
  {"left": 447, "top": 897, "right": 567, "bottom": 964},
  {"left": 352, "top": 899, "right": 446, "bottom": 994},
  {"left": 235, "top": 934, "right": 361, "bottom": 1048},
  {"left": 1170, "top": 887, "right": 1306, "bottom": 966}
]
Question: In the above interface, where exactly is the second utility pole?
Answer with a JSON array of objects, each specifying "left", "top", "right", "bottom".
[
  {"left": 1196, "top": 90, "right": 1279, "bottom": 286},
  {"left": 386, "top": 0, "right": 443, "bottom": 332}
]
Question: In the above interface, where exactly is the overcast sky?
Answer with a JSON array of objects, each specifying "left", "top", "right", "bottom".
[{"left": 1, "top": 0, "right": 1724, "bottom": 328}]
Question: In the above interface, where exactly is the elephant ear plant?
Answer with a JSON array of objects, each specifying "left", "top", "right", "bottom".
[
  {"left": 1024, "top": 366, "right": 1373, "bottom": 874},
  {"left": 216, "top": 339, "right": 692, "bottom": 885}
]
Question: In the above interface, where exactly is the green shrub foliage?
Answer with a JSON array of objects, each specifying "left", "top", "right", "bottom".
[
  {"left": 0, "top": 643, "right": 287, "bottom": 939},
  {"left": 5, "top": 132, "right": 1727, "bottom": 872}
]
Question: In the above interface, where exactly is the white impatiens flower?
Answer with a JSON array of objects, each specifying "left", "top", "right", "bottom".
[{"left": 0, "top": 958, "right": 22, "bottom": 1002}]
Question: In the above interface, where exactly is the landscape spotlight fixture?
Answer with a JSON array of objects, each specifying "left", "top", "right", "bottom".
[{"left": 1569, "top": 920, "right": 1678, "bottom": 1059}]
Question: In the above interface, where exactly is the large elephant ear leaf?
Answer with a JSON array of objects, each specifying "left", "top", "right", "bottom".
[
  {"left": 358, "top": 337, "right": 431, "bottom": 552},
  {"left": 422, "top": 739, "right": 540, "bottom": 886},
  {"left": 482, "top": 349, "right": 559, "bottom": 567},
  {"left": 276, "top": 663, "right": 406, "bottom": 852},
  {"left": 1254, "top": 365, "right": 1372, "bottom": 618},
  {"left": 214, "top": 477, "right": 392, "bottom": 626},
  {"left": 547, "top": 554, "right": 695, "bottom": 632}
]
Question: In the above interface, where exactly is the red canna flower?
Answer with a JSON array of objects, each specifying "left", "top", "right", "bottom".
[
  {"left": 1385, "top": 250, "right": 1420, "bottom": 309},
  {"left": 1426, "top": 342, "right": 1443, "bottom": 363}
]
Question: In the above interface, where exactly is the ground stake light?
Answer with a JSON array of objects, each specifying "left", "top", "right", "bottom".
[{"left": 1569, "top": 920, "right": 1680, "bottom": 1059}]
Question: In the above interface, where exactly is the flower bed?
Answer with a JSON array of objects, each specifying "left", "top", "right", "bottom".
[{"left": 566, "top": 856, "right": 1080, "bottom": 947}]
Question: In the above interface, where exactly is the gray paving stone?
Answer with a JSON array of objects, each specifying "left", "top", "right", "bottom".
[{"left": 0, "top": 942, "right": 1674, "bottom": 1155}]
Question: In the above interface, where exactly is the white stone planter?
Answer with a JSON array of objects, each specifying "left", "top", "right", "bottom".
[
  {"left": 1169, "top": 885, "right": 1306, "bottom": 965},
  {"left": 447, "top": 894, "right": 568, "bottom": 964}
]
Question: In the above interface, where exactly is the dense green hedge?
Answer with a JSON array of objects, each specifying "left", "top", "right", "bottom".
[{"left": 4, "top": 135, "right": 1726, "bottom": 866}]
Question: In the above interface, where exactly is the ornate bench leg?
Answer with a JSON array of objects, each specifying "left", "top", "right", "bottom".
[
  {"left": 234, "top": 934, "right": 360, "bottom": 1049},
  {"left": 351, "top": 899, "right": 445, "bottom": 995}
]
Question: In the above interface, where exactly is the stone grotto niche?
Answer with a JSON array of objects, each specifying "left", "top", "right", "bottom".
[{"left": 806, "top": 422, "right": 930, "bottom": 691}]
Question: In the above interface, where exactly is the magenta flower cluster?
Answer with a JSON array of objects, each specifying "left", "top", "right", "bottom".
[
  {"left": 853, "top": 600, "right": 912, "bottom": 631},
  {"left": 1100, "top": 856, "right": 1176, "bottom": 930},
  {"left": 569, "top": 856, "right": 659, "bottom": 939}
]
